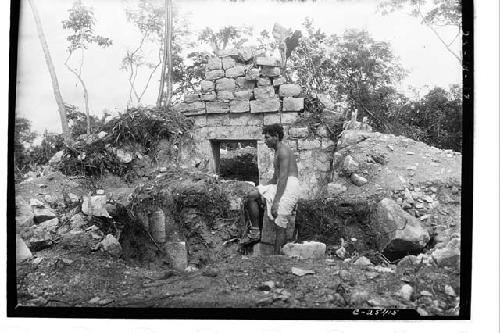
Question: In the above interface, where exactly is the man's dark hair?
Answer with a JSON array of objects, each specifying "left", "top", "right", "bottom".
[{"left": 263, "top": 123, "right": 284, "bottom": 141}]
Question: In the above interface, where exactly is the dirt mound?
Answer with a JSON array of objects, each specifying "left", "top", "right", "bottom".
[{"left": 296, "top": 129, "right": 462, "bottom": 261}]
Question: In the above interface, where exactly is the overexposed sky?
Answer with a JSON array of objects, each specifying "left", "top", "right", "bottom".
[{"left": 15, "top": 0, "right": 462, "bottom": 134}]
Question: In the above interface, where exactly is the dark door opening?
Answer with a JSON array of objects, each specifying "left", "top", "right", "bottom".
[{"left": 211, "top": 140, "right": 259, "bottom": 185}]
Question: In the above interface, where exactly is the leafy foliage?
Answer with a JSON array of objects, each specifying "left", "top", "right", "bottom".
[
  {"left": 198, "top": 26, "right": 253, "bottom": 53},
  {"left": 378, "top": 0, "right": 462, "bottom": 63},
  {"left": 103, "top": 107, "right": 193, "bottom": 155},
  {"left": 288, "top": 21, "right": 407, "bottom": 130},
  {"left": 62, "top": 0, "right": 112, "bottom": 53}
]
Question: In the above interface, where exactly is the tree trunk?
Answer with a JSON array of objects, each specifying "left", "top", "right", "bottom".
[
  {"left": 28, "top": 0, "right": 71, "bottom": 142},
  {"left": 156, "top": 0, "right": 173, "bottom": 108},
  {"left": 164, "top": 0, "right": 173, "bottom": 108},
  {"left": 64, "top": 57, "right": 91, "bottom": 135}
]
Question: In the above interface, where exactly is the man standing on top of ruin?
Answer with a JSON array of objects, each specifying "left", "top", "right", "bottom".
[{"left": 240, "top": 123, "right": 301, "bottom": 246}]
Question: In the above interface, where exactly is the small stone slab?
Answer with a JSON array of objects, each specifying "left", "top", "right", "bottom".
[
  {"left": 234, "top": 90, "right": 253, "bottom": 100},
  {"left": 257, "top": 77, "right": 272, "bottom": 87},
  {"left": 225, "top": 65, "right": 246, "bottom": 78},
  {"left": 200, "top": 80, "right": 215, "bottom": 92},
  {"left": 273, "top": 77, "right": 286, "bottom": 86},
  {"left": 229, "top": 100, "right": 250, "bottom": 113},
  {"left": 201, "top": 92, "right": 217, "bottom": 101},
  {"left": 184, "top": 94, "right": 200, "bottom": 103},
  {"left": 206, "top": 101, "right": 230, "bottom": 114},
  {"left": 254, "top": 86, "right": 275, "bottom": 99},
  {"left": 207, "top": 57, "right": 222, "bottom": 70},
  {"left": 282, "top": 97, "right": 304, "bottom": 111},
  {"left": 183, "top": 101, "right": 206, "bottom": 115},
  {"left": 222, "top": 57, "right": 236, "bottom": 70},
  {"left": 250, "top": 98, "right": 280, "bottom": 113},
  {"left": 205, "top": 70, "right": 224, "bottom": 80},
  {"left": 235, "top": 77, "right": 256, "bottom": 89},
  {"left": 245, "top": 68, "right": 260, "bottom": 80},
  {"left": 217, "top": 91, "right": 234, "bottom": 101},
  {"left": 279, "top": 84, "right": 302, "bottom": 97},
  {"left": 215, "top": 78, "right": 236, "bottom": 91}
]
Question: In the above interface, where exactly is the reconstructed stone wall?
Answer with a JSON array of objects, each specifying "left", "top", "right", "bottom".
[{"left": 174, "top": 47, "right": 335, "bottom": 198}]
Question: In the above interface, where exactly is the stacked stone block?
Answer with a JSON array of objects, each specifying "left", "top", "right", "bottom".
[{"left": 174, "top": 47, "right": 304, "bottom": 118}]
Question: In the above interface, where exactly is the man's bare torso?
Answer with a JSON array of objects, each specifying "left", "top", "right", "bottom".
[{"left": 273, "top": 142, "right": 298, "bottom": 179}]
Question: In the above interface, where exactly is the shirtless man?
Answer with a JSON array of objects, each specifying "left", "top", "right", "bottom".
[{"left": 241, "top": 123, "right": 300, "bottom": 245}]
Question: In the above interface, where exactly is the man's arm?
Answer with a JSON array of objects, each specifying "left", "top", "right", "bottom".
[{"left": 272, "top": 147, "right": 290, "bottom": 216}]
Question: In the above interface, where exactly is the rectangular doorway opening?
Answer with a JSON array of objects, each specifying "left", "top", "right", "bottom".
[{"left": 211, "top": 140, "right": 259, "bottom": 185}]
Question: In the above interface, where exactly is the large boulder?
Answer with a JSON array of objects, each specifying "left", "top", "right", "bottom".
[
  {"left": 370, "top": 198, "right": 430, "bottom": 254},
  {"left": 431, "top": 238, "right": 460, "bottom": 268},
  {"left": 23, "top": 218, "right": 60, "bottom": 251},
  {"left": 98, "top": 234, "right": 122, "bottom": 257},
  {"left": 16, "top": 234, "right": 32, "bottom": 262}
]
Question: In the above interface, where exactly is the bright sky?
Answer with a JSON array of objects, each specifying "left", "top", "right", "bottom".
[{"left": 15, "top": 0, "right": 462, "bottom": 134}]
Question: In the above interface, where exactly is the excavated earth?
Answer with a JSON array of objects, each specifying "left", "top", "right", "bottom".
[{"left": 14, "top": 129, "right": 463, "bottom": 316}]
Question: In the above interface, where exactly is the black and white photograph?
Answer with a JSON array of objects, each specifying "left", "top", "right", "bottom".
[{"left": 8, "top": 0, "right": 476, "bottom": 320}]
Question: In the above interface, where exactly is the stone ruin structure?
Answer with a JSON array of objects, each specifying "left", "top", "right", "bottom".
[{"left": 174, "top": 47, "right": 336, "bottom": 199}]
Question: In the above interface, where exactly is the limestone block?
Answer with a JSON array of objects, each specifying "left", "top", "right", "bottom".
[
  {"left": 206, "top": 114, "right": 226, "bottom": 126},
  {"left": 371, "top": 198, "right": 430, "bottom": 253},
  {"left": 282, "top": 97, "right": 304, "bottom": 111},
  {"left": 235, "top": 77, "right": 256, "bottom": 89},
  {"left": 225, "top": 65, "right": 246, "bottom": 77},
  {"left": 234, "top": 90, "right": 253, "bottom": 100},
  {"left": 261, "top": 66, "right": 281, "bottom": 77},
  {"left": 297, "top": 139, "right": 321, "bottom": 150},
  {"left": 206, "top": 126, "right": 262, "bottom": 140},
  {"left": 263, "top": 113, "right": 281, "bottom": 125},
  {"left": 245, "top": 68, "right": 260, "bottom": 80},
  {"left": 217, "top": 91, "right": 234, "bottom": 101},
  {"left": 279, "top": 84, "right": 302, "bottom": 97},
  {"left": 280, "top": 112, "right": 300, "bottom": 124},
  {"left": 183, "top": 101, "right": 206, "bottom": 115},
  {"left": 215, "top": 77, "right": 236, "bottom": 91},
  {"left": 205, "top": 69, "right": 224, "bottom": 80},
  {"left": 250, "top": 98, "right": 280, "bottom": 113},
  {"left": 217, "top": 48, "right": 238, "bottom": 57},
  {"left": 282, "top": 241, "right": 326, "bottom": 259},
  {"left": 222, "top": 57, "right": 236, "bottom": 70},
  {"left": 229, "top": 100, "right": 250, "bottom": 113},
  {"left": 255, "top": 56, "right": 281, "bottom": 67},
  {"left": 200, "top": 80, "right": 215, "bottom": 92},
  {"left": 206, "top": 101, "right": 230, "bottom": 114},
  {"left": 192, "top": 115, "right": 207, "bottom": 127},
  {"left": 184, "top": 94, "right": 200, "bottom": 103},
  {"left": 257, "top": 77, "right": 271, "bottom": 87},
  {"left": 207, "top": 57, "right": 222, "bottom": 70},
  {"left": 254, "top": 86, "right": 275, "bottom": 99},
  {"left": 201, "top": 92, "right": 217, "bottom": 102},
  {"left": 226, "top": 113, "right": 263, "bottom": 126},
  {"left": 273, "top": 77, "right": 286, "bottom": 86},
  {"left": 288, "top": 126, "right": 309, "bottom": 138},
  {"left": 16, "top": 234, "right": 32, "bottom": 262}
]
